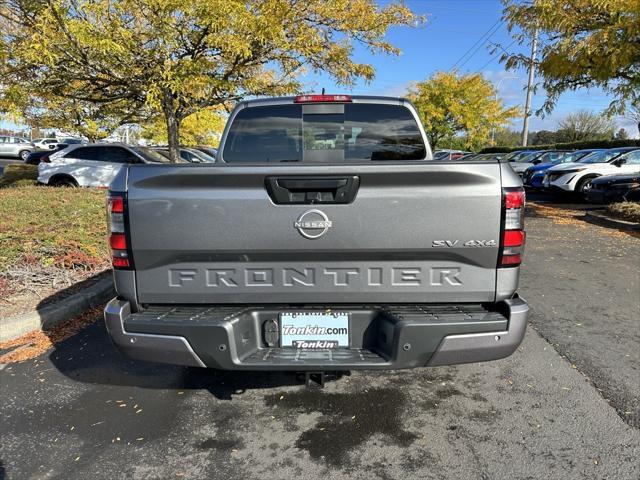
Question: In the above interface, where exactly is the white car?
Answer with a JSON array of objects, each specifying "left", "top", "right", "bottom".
[
  {"left": 0, "top": 135, "right": 35, "bottom": 160},
  {"left": 510, "top": 150, "right": 568, "bottom": 175},
  {"left": 543, "top": 147, "right": 640, "bottom": 194},
  {"left": 38, "top": 143, "right": 172, "bottom": 188},
  {"left": 33, "top": 138, "right": 61, "bottom": 150}
]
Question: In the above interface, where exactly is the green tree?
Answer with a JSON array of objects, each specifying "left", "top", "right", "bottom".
[
  {"left": 614, "top": 128, "right": 629, "bottom": 140},
  {"left": 1, "top": 0, "right": 418, "bottom": 161},
  {"left": 502, "top": 0, "right": 640, "bottom": 115},
  {"left": 626, "top": 102, "right": 640, "bottom": 135},
  {"left": 530, "top": 130, "right": 558, "bottom": 146},
  {"left": 408, "top": 72, "right": 520, "bottom": 150},
  {"left": 493, "top": 128, "right": 521, "bottom": 147},
  {"left": 557, "top": 110, "right": 615, "bottom": 142}
]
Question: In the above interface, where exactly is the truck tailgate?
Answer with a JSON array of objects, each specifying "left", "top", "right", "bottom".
[{"left": 126, "top": 162, "right": 502, "bottom": 304}]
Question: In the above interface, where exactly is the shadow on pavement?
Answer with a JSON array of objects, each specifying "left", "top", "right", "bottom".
[
  {"left": 46, "top": 315, "right": 343, "bottom": 399},
  {"left": 525, "top": 188, "right": 602, "bottom": 211}
]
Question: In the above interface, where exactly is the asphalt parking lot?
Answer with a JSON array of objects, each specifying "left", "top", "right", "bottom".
[{"left": 1, "top": 199, "right": 639, "bottom": 480}]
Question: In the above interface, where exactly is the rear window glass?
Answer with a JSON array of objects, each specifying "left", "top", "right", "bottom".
[{"left": 222, "top": 103, "right": 426, "bottom": 162}]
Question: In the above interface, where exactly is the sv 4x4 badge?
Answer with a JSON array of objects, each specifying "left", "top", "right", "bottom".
[{"left": 432, "top": 240, "right": 497, "bottom": 248}]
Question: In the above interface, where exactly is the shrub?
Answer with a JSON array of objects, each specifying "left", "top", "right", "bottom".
[{"left": 608, "top": 202, "right": 640, "bottom": 223}]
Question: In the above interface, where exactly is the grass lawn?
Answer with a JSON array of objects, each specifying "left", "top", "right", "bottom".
[
  {"left": 0, "top": 185, "right": 109, "bottom": 272},
  {"left": 0, "top": 171, "right": 110, "bottom": 312}
]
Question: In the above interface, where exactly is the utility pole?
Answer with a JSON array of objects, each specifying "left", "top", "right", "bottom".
[{"left": 521, "top": 27, "right": 539, "bottom": 147}]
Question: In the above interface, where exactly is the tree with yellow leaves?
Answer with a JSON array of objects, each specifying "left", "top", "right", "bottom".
[
  {"left": 142, "top": 106, "right": 227, "bottom": 146},
  {"left": 0, "top": 0, "right": 419, "bottom": 161},
  {"left": 0, "top": 86, "right": 146, "bottom": 142},
  {"left": 502, "top": 0, "right": 640, "bottom": 115},
  {"left": 408, "top": 72, "right": 520, "bottom": 150}
]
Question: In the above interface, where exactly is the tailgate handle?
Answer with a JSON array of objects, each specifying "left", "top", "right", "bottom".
[{"left": 266, "top": 176, "right": 360, "bottom": 204}]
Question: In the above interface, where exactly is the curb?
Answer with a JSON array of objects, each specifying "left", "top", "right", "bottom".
[
  {"left": 0, "top": 277, "right": 115, "bottom": 343},
  {"left": 583, "top": 210, "right": 640, "bottom": 232}
]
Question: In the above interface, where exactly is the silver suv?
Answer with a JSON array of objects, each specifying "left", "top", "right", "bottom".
[{"left": 0, "top": 136, "right": 35, "bottom": 161}]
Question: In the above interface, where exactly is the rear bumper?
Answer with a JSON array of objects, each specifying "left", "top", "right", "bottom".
[{"left": 104, "top": 297, "right": 529, "bottom": 370}]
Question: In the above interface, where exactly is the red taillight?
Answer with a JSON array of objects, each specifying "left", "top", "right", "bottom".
[
  {"left": 294, "top": 94, "right": 352, "bottom": 103},
  {"left": 503, "top": 230, "right": 525, "bottom": 247},
  {"left": 41, "top": 155, "right": 51, "bottom": 163},
  {"left": 109, "top": 233, "right": 127, "bottom": 250},
  {"left": 500, "top": 254, "right": 522, "bottom": 266},
  {"left": 107, "top": 193, "right": 131, "bottom": 269},
  {"left": 504, "top": 189, "right": 525, "bottom": 209},
  {"left": 500, "top": 187, "right": 526, "bottom": 267},
  {"left": 109, "top": 197, "right": 124, "bottom": 214},
  {"left": 112, "top": 257, "right": 130, "bottom": 268}
]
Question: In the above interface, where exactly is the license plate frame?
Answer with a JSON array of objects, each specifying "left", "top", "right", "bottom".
[{"left": 280, "top": 312, "right": 350, "bottom": 349}]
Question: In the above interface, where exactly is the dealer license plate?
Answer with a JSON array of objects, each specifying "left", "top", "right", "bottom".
[{"left": 280, "top": 312, "right": 349, "bottom": 348}]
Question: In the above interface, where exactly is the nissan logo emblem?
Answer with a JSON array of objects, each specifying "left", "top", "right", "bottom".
[{"left": 294, "top": 209, "right": 333, "bottom": 239}]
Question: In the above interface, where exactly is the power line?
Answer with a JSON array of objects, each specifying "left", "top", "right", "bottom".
[
  {"left": 450, "top": 18, "right": 504, "bottom": 71},
  {"left": 475, "top": 39, "right": 517, "bottom": 73},
  {"left": 457, "top": 22, "right": 504, "bottom": 70}
]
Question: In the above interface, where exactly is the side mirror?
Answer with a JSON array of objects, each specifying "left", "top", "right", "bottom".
[
  {"left": 533, "top": 160, "right": 541, "bottom": 165},
  {"left": 614, "top": 158, "right": 626, "bottom": 166}
]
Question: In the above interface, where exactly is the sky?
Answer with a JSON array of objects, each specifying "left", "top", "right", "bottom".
[
  {"left": 300, "top": 0, "right": 638, "bottom": 137},
  {"left": 2, "top": 0, "right": 637, "bottom": 137}
]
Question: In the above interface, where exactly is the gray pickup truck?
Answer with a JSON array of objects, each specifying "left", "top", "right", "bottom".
[{"left": 104, "top": 95, "right": 529, "bottom": 373}]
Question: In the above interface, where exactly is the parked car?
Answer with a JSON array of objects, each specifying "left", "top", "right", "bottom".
[
  {"left": 33, "top": 138, "right": 60, "bottom": 150},
  {"left": 24, "top": 144, "right": 70, "bottom": 165},
  {"left": 463, "top": 153, "right": 505, "bottom": 161},
  {"left": 543, "top": 147, "right": 640, "bottom": 195},
  {"left": 38, "top": 143, "right": 173, "bottom": 187},
  {"left": 0, "top": 136, "right": 35, "bottom": 161},
  {"left": 501, "top": 150, "right": 535, "bottom": 163},
  {"left": 432, "top": 149, "right": 468, "bottom": 161},
  {"left": 523, "top": 149, "right": 603, "bottom": 188},
  {"left": 58, "top": 137, "right": 85, "bottom": 145},
  {"left": 103, "top": 94, "right": 529, "bottom": 373},
  {"left": 153, "top": 147, "right": 215, "bottom": 163},
  {"left": 194, "top": 146, "right": 218, "bottom": 158},
  {"left": 585, "top": 173, "right": 640, "bottom": 203},
  {"left": 510, "top": 150, "right": 569, "bottom": 176}
]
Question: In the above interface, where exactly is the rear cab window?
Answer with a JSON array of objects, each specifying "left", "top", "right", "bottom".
[{"left": 222, "top": 101, "right": 427, "bottom": 163}]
